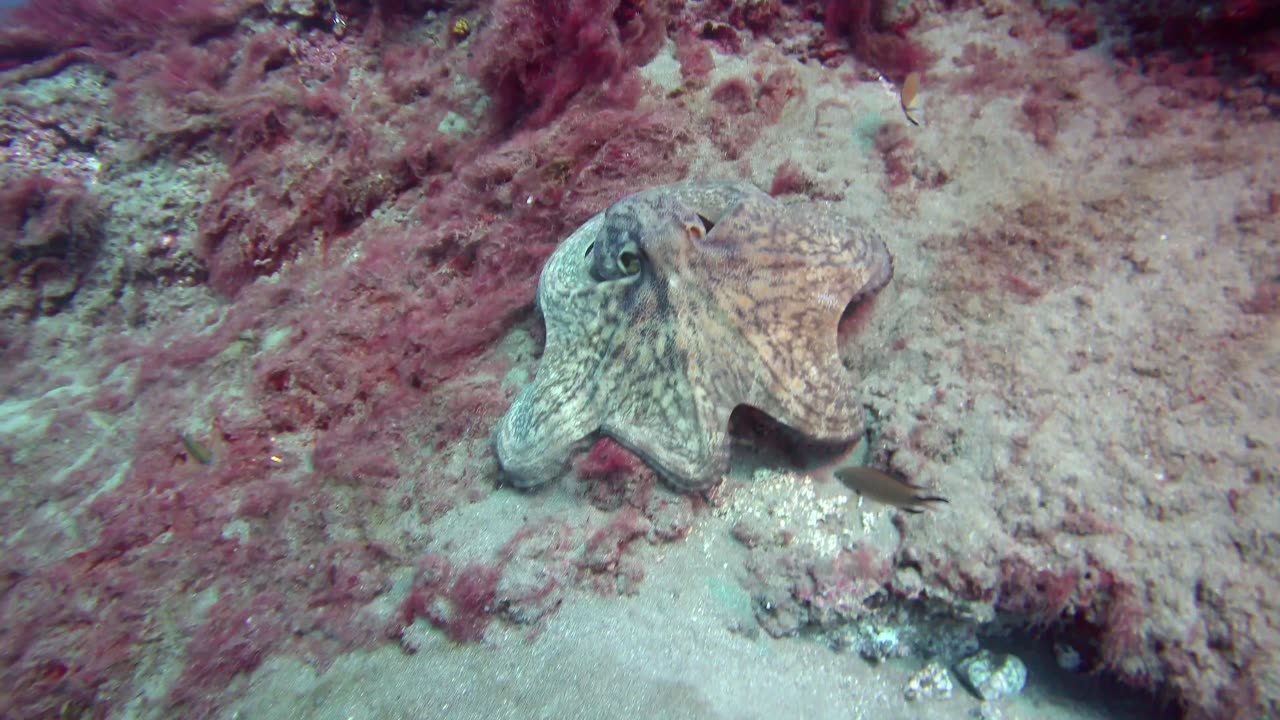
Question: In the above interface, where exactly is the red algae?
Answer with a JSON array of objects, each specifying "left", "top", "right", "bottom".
[
  {"left": 821, "top": 0, "right": 935, "bottom": 80},
  {"left": 444, "top": 564, "right": 505, "bottom": 643},
  {"left": 0, "top": 0, "right": 252, "bottom": 59},
  {"left": 468, "top": 0, "right": 671, "bottom": 129},
  {"left": 769, "top": 159, "right": 816, "bottom": 196},
  {"left": 675, "top": 29, "right": 715, "bottom": 86}
]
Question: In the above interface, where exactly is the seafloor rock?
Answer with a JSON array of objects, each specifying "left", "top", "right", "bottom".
[
  {"left": 955, "top": 649, "right": 1028, "bottom": 702},
  {"left": 0, "top": 176, "right": 104, "bottom": 318},
  {"left": 903, "top": 660, "right": 954, "bottom": 702}
]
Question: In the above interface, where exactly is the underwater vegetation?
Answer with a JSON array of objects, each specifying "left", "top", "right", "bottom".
[{"left": 0, "top": 1, "right": 1277, "bottom": 718}]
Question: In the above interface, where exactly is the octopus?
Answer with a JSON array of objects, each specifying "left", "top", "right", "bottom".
[{"left": 494, "top": 180, "right": 894, "bottom": 492}]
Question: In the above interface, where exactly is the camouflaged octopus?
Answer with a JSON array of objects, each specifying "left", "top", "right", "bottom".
[{"left": 494, "top": 181, "right": 894, "bottom": 492}]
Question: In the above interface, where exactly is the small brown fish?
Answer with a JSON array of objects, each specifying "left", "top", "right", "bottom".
[
  {"left": 900, "top": 72, "right": 922, "bottom": 127},
  {"left": 835, "top": 465, "right": 947, "bottom": 513}
]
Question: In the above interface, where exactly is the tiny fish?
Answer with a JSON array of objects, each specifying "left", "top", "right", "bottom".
[
  {"left": 835, "top": 465, "right": 947, "bottom": 513},
  {"left": 180, "top": 432, "right": 214, "bottom": 465},
  {"left": 900, "top": 72, "right": 922, "bottom": 127}
]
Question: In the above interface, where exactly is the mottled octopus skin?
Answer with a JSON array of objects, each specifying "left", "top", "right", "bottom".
[{"left": 494, "top": 181, "right": 894, "bottom": 491}]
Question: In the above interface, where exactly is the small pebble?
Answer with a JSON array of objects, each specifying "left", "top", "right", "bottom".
[{"left": 973, "top": 700, "right": 1004, "bottom": 720}]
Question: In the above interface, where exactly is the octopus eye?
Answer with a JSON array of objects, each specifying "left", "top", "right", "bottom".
[
  {"left": 618, "top": 248, "right": 641, "bottom": 275},
  {"left": 592, "top": 214, "right": 643, "bottom": 281}
]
